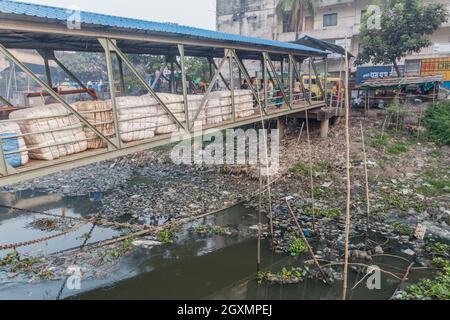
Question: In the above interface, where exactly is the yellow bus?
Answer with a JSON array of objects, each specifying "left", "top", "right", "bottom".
[{"left": 302, "top": 76, "right": 343, "bottom": 98}]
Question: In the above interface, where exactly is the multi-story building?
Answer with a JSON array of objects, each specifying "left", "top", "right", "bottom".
[{"left": 217, "top": 0, "right": 450, "bottom": 85}]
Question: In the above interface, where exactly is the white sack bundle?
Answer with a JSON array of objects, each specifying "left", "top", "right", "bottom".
[
  {"left": 115, "top": 95, "right": 157, "bottom": 142},
  {"left": 9, "top": 104, "right": 87, "bottom": 161},
  {"left": 187, "top": 94, "right": 206, "bottom": 128},
  {"left": 0, "top": 122, "right": 29, "bottom": 167},
  {"left": 154, "top": 93, "right": 184, "bottom": 135},
  {"left": 73, "top": 100, "right": 114, "bottom": 149},
  {"left": 234, "top": 90, "right": 255, "bottom": 118},
  {"left": 208, "top": 91, "right": 232, "bottom": 123}
]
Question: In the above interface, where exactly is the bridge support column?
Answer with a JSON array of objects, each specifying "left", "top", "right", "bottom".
[
  {"left": 317, "top": 108, "right": 331, "bottom": 139},
  {"left": 278, "top": 117, "right": 286, "bottom": 141},
  {"left": 320, "top": 117, "right": 330, "bottom": 139}
]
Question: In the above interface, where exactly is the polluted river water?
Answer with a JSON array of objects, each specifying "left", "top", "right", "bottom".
[{"left": 0, "top": 190, "right": 433, "bottom": 300}]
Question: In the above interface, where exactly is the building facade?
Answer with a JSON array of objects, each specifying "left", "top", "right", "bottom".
[{"left": 217, "top": 0, "right": 450, "bottom": 84}]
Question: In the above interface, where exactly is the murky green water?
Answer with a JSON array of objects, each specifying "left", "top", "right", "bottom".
[{"left": 0, "top": 190, "right": 431, "bottom": 300}]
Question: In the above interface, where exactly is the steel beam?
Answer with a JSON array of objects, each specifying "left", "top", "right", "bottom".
[
  {"left": 229, "top": 51, "right": 236, "bottom": 122},
  {"left": 308, "top": 57, "right": 312, "bottom": 102},
  {"left": 116, "top": 52, "right": 126, "bottom": 95},
  {"left": 207, "top": 57, "right": 231, "bottom": 91},
  {"left": 311, "top": 58, "right": 325, "bottom": 100},
  {"left": 0, "top": 95, "right": 13, "bottom": 107},
  {"left": 43, "top": 51, "right": 97, "bottom": 100},
  {"left": 173, "top": 60, "right": 196, "bottom": 92},
  {"left": 0, "top": 20, "right": 323, "bottom": 58},
  {"left": 190, "top": 50, "right": 229, "bottom": 130},
  {"left": 238, "top": 68, "right": 242, "bottom": 88},
  {"left": 178, "top": 45, "right": 190, "bottom": 130},
  {"left": 289, "top": 57, "right": 293, "bottom": 108},
  {"left": 209, "top": 60, "right": 213, "bottom": 82},
  {"left": 170, "top": 57, "right": 175, "bottom": 93},
  {"left": 106, "top": 39, "right": 187, "bottom": 132},
  {"left": 0, "top": 101, "right": 326, "bottom": 186},
  {"left": 289, "top": 55, "right": 311, "bottom": 106},
  {"left": 99, "top": 38, "right": 122, "bottom": 148},
  {"left": 263, "top": 56, "right": 268, "bottom": 111},
  {"left": 43, "top": 51, "right": 53, "bottom": 87},
  {"left": 231, "top": 51, "right": 266, "bottom": 116},
  {"left": 264, "top": 52, "right": 290, "bottom": 109},
  {"left": 324, "top": 57, "right": 328, "bottom": 104},
  {"left": 0, "top": 42, "right": 117, "bottom": 150}
]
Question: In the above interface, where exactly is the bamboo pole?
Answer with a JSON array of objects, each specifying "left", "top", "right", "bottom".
[
  {"left": 305, "top": 109, "right": 316, "bottom": 231},
  {"left": 257, "top": 165, "right": 262, "bottom": 272},
  {"left": 390, "top": 262, "right": 414, "bottom": 300},
  {"left": 342, "top": 36, "right": 352, "bottom": 301},
  {"left": 360, "top": 122, "right": 370, "bottom": 233},
  {"left": 417, "top": 103, "right": 424, "bottom": 140},
  {"left": 316, "top": 262, "right": 403, "bottom": 281},
  {"left": 296, "top": 122, "right": 305, "bottom": 147},
  {"left": 255, "top": 64, "right": 275, "bottom": 253},
  {"left": 286, "top": 200, "right": 330, "bottom": 285}
]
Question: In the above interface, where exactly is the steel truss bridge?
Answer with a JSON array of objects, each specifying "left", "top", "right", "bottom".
[{"left": 0, "top": 0, "right": 336, "bottom": 186}]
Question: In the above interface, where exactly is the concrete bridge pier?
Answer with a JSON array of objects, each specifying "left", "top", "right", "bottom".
[
  {"left": 320, "top": 117, "right": 330, "bottom": 139},
  {"left": 277, "top": 116, "right": 286, "bottom": 140}
]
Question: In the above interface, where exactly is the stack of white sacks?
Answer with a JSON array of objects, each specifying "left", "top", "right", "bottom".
[
  {"left": 9, "top": 104, "right": 87, "bottom": 161},
  {"left": 155, "top": 93, "right": 184, "bottom": 134},
  {"left": 114, "top": 95, "right": 157, "bottom": 141},
  {"left": 4, "top": 90, "right": 256, "bottom": 164},
  {"left": 234, "top": 90, "right": 255, "bottom": 118},
  {"left": 73, "top": 100, "right": 114, "bottom": 149}
]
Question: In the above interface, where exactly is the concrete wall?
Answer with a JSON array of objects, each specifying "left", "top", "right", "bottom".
[
  {"left": 217, "top": 0, "right": 450, "bottom": 74},
  {"left": 217, "top": 0, "right": 278, "bottom": 40}
]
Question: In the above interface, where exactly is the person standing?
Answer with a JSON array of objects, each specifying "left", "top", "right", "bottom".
[{"left": 294, "top": 78, "right": 301, "bottom": 101}]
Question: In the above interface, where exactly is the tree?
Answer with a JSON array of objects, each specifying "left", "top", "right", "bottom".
[
  {"left": 185, "top": 57, "right": 210, "bottom": 82},
  {"left": 356, "top": 0, "right": 448, "bottom": 77},
  {"left": 56, "top": 52, "right": 107, "bottom": 83},
  {"left": 276, "top": 0, "right": 323, "bottom": 39}
]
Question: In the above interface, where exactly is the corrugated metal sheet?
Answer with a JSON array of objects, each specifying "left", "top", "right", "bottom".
[
  {"left": 0, "top": 0, "right": 327, "bottom": 56},
  {"left": 295, "top": 36, "right": 353, "bottom": 58}
]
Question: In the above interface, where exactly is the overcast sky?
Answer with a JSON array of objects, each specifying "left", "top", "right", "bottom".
[{"left": 18, "top": 0, "right": 217, "bottom": 30}]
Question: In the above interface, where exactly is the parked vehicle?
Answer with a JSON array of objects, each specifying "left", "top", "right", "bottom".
[{"left": 302, "top": 76, "right": 343, "bottom": 98}]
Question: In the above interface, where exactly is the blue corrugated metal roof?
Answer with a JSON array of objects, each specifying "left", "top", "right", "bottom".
[{"left": 0, "top": 0, "right": 327, "bottom": 56}]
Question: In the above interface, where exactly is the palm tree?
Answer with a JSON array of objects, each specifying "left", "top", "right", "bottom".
[{"left": 276, "top": 0, "right": 323, "bottom": 40}]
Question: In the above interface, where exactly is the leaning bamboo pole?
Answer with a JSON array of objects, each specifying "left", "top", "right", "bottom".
[
  {"left": 342, "top": 36, "right": 352, "bottom": 301},
  {"left": 286, "top": 200, "right": 330, "bottom": 284},
  {"left": 360, "top": 122, "right": 371, "bottom": 233}
]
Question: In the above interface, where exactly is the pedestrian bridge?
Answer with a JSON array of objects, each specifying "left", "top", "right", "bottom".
[{"left": 0, "top": 0, "right": 331, "bottom": 186}]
